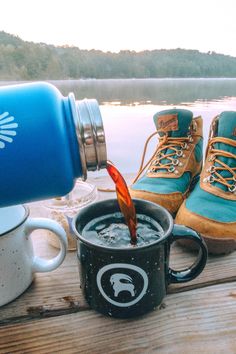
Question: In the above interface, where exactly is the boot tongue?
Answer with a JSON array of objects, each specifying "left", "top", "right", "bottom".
[
  {"left": 153, "top": 109, "right": 193, "bottom": 137},
  {"left": 216, "top": 112, "right": 236, "bottom": 157}
]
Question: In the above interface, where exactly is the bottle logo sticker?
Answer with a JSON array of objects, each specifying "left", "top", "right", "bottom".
[
  {"left": 0, "top": 112, "right": 18, "bottom": 149},
  {"left": 96, "top": 263, "right": 148, "bottom": 307}
]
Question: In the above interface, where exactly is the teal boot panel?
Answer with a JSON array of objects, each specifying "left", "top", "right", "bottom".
[{"left": 186, "top": 184, "right": 236, "bottom": 223}]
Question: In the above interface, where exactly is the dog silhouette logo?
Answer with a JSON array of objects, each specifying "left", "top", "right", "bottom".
[
  {"left": 97, "top": 263, "right": 148, "bottom": 307},
  {"left": 110, "top": 273, "right": 135, "bottom": 297}
]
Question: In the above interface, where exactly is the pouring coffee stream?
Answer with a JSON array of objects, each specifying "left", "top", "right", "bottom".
[
  {"left": 102, "top": 132, "right": 168, "bottom": 244},
  {"left": 106, "top": 161, "right": 137, "bottom": 244}
]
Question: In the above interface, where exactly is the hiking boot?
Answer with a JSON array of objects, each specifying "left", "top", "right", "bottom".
[
  {"left": 130, "top": 109, "right": 203, "bottom": 215},
  {"left": 175, "top": 111, "right": 236, "bottom": 254}
]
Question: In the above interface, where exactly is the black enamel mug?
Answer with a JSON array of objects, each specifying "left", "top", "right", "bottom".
[{"left": 73, "top": 198, "right": 207, "bottom": 318}]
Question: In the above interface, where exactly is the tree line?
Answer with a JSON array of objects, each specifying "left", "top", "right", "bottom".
[{"left": 1, "top": 31, "right": 236, "bottom": 80}]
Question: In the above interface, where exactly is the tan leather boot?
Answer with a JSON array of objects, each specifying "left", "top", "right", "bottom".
[
  {"left": 176, "top": 112, "right": 236, "bottom": 254},
  {"left": 130, "top": 109, "right": 203, "bottom": 215}
]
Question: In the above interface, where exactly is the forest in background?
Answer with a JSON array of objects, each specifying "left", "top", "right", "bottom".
[{"left": 1, "top": 31, "right": 236, "bottom": 80}]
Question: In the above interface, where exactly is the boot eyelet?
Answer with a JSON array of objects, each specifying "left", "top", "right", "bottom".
[
  {"left": 188, "top": 135, "right": 193, "bottom": 143},
  {"left": 207, "top": 166, "right": 215, "bottom": 173},
  {"left": 172, "top": 159, "right": 179, "bottom": 166},
  {"left": 168, "top": 166, "right": 175, "bottom": 173},
  {"left": 210, "top": 166, "right": 215, "bottom": 173},
  {"left": 174, "top": 170, "right": 179, "bottom": 175},
  {"left": 209, "top": 175, "right": 215, "bottom": 183},
  {"left": 228, "top": 185, "right": 236, "bottom": 193},
  {"left": 176, "top": 150, "right": 183, "bottom": 157},
  {"left": 152, "top": 159, "right": 159, "bottom": 165}
]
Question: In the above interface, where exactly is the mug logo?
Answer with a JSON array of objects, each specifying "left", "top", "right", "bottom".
[
  {"left": 97, "top": 263, "right": 148, "bottom": 307},
  {"left": 0, "top": 112, "right": 18, "bottom": 149},
  {"left": 110, "top": 273, "right": 135, "bottom": 297}
]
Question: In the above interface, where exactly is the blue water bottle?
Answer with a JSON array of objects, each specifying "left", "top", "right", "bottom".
[{"left": 0, "top": 82, "right": 107, "bottom": 207}]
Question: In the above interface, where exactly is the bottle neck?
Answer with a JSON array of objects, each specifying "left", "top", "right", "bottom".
[{"left": 68, "top": 93, "right": 107, "bottom": 180}]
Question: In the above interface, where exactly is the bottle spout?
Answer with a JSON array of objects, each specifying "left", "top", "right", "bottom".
[{"left": 69, "top": 93, "right": 107, "bottom": 180}]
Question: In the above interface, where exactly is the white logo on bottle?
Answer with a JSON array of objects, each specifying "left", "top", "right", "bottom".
[
  {"left": 97, "top": 263, "right": 148, "bottom": 307},
  {"left": 0, "top": 112, "right": 18, "bottom": 149}
]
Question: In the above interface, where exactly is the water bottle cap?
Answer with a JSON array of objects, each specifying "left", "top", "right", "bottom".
[{"left": 69, "top": 94, "right": 107, "bottom": 179}]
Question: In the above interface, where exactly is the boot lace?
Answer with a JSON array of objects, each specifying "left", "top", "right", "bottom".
[
  {"left": 132, "top": 132, "right": 193, "bottom": 184},
  {"left": 203, "top": 137, "right": 236, "bottom": 193}
]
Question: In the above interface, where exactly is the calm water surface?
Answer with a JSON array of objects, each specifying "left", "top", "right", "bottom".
[{"left": 2, "top": 78, "right": 236, "bottom": 175}]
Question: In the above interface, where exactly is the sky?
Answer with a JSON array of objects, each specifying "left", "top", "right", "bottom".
[{"left": 1, "top": 0, "right": 236, "bottom": 56}]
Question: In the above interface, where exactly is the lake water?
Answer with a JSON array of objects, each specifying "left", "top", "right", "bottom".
[
  {"left": 53, "top": 78, "right": 236, "bottom": 175},
  {"left": 2, "top": 78, "right": 236, "bottom": 175}
]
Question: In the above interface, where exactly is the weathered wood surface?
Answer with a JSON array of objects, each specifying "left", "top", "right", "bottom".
[
  {"left": 1, "top": 175, "right": 236, "bottom": 353},
  {"left": 1, "top": 283, "right": 236, "bottom": 353},
  {"left": 1, "top": 229, "right": 236, "bottom": 326}
]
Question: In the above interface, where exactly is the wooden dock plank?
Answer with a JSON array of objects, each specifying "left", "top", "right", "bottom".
[
  {"left": 1, "top": 282, "right": 236, "bottom": 354},
  {"left": 0, "top": 247, "right": 88, "bottom": 326}
]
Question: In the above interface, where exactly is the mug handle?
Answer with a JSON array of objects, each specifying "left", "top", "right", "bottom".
[
  {"left": 168, "top": 224, "right": 208, "bottom": 284},
  {"left": 25, "top": 218, "right": 68, "bottom": 272}
]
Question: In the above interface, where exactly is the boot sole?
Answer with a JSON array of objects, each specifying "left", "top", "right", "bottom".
[{"left": 178, "top": 234, "right": 236, "bottom": 255}]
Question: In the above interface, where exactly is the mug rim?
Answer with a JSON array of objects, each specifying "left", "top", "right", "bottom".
[
  {"left": 0, "top": 205, "right": 29, "bottom": 237},
  {"left": 72, "top": 198, "right": 173, "bottom": 252}
]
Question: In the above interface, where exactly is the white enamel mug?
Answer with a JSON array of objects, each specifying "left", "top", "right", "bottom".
[{"left": 0, "top": 205, "right": 67, "bottom": 306}]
